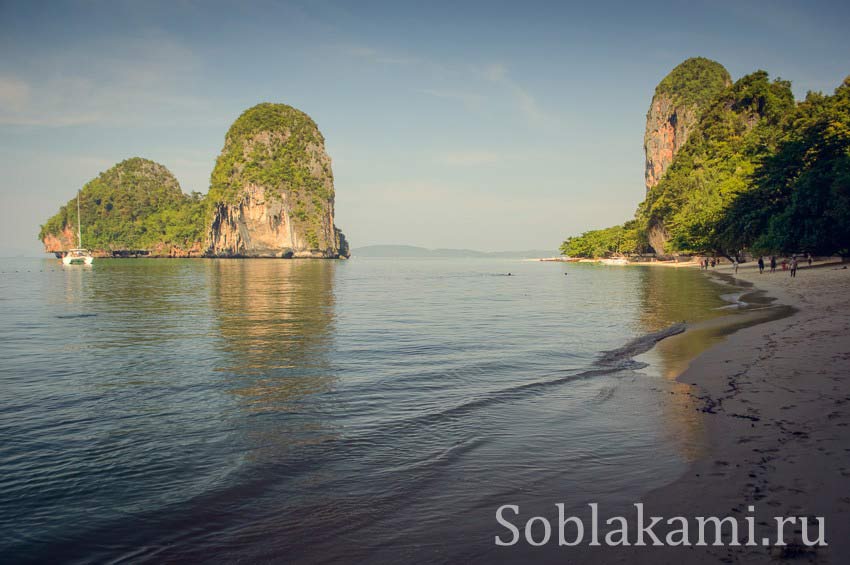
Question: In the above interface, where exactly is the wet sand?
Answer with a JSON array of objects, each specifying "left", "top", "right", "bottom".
[{"left": 626, "top": 260, "right": 850, "bottom": 563}]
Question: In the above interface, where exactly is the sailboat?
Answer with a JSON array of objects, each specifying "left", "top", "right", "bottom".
[{"left": 62, "top": 191, "right": 94, "bottom": 266}]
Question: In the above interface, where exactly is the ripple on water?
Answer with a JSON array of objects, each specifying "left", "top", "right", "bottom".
[{"left": 0, "top": 258, "right": 738, "bottom": 562}]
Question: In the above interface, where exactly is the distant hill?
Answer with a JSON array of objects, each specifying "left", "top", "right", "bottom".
[{"left": 351, "top": 245, "right": 559, "bottom": 258}]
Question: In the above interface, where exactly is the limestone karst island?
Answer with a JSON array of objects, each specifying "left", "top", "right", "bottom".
[
  {"left": 39, "top": 103, "right": 349, "bottom": 259},
  {"left": 562, "top": 57, "right": 850, "bottom": 260}
]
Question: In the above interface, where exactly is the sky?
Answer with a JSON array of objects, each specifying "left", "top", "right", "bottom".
[{"left": 1, "top": 0, "right": 848, "bottom": 255}]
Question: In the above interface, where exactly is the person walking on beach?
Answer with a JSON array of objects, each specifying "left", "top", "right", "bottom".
[
  {"left": 790, "top": 256, "right": 798, "bottom": 278},
  {"left": 782, "top": 258, "right": 788, "bottom": 271},
  {"left": 733, "top": 258, "right": 739, "bottom": 274},
  {"left": 808, "top": 254, "right": 813, "bottom": 267},
  {"left": 770, "top": 256, "right": 777, "bottom": 273},
  {"left": 758, "top": 256, "right": 765, "bottom": 274}
]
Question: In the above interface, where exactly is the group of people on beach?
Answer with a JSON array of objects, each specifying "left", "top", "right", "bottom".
[
  {"left": 757, "top": 254, "right": 812, "bottom": 277},
  {"left": 697, "top": 254, "right": 814, "bottom": 278}
]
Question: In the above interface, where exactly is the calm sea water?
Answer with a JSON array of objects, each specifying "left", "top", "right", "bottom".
[{"left": 0, "top": 257, "right": 736, "bottom": 563}]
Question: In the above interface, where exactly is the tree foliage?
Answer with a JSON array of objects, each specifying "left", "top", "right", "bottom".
[
  {"left": 654, "top": 57, "right": 732, "bottom": 109},
  {"left": 563, "top": 64, "right": 850, "bottom": 258},
  {"left": 639, "top": 71, "right": 795, "bottom": 255},
  {"left": 720, "top": 78, "right": 850, "bottom": 254},
  {"left": 207, "top": 103, "right": 332, "bottom": 218},
  {"left": 39, "top": 158, "right": 204, "bottom": 251},
  {"left": 560, "top": 220, "right": 646, "bottom": 258}
]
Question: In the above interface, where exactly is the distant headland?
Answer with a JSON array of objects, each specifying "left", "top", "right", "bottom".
[
  {"left": 562, "top": 57, "right": 850, "bottom": 261},
  {"left": 39, "top": 103, "right": 349, "bottom": 259},
  {"left": 350, "top": 245, "right": 558, "bottom": 259}
]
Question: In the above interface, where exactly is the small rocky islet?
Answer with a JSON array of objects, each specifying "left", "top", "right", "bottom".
[{"left": 39, "top": 103, "right": 349, "bottom": 259}]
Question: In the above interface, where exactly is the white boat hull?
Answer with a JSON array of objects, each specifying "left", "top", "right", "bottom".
[
  {"left": 62, "top": 250, "right": 94, "bottom": 266},
  {"left": 62, "top": 256, "right": 94, "bottom": 265}
]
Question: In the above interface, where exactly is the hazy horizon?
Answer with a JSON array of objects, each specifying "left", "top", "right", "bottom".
[
  {"left": 1, "top": 243, "right": 560, "bottom": 259},
  {"left": 2, "top": 0, "right": 849, "bottom": 256}
]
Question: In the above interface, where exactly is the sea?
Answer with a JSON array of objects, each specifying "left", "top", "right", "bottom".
[{"left": 0, "top": 257, "right": 769, "bottom": 563}]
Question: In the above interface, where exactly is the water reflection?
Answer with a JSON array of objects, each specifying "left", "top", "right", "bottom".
[
  {"left": 635, "top": 267, "right": 794, "bottom": 462},
  {"left": 209, "top": 259, "right": 340, "bottom": 454},
  {"left": 635, "top": 267, "right": 732, "bottom": 461},
  {"left": 4, "top": 257, "right": 769, "bottom": 563}
]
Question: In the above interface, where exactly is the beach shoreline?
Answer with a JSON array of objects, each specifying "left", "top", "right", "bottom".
[{"left": 623, "top": 259, "right": 850, "bottom": 563}]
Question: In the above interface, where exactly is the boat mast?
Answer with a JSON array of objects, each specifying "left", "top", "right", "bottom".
[{"left": 77, "top": 190, "right": 82, "bottom": 248}]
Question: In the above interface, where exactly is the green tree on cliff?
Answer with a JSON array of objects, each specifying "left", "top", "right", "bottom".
[
  {"left": 720, "top": 77, "right": 850, "bottom": 254},
  {"left": 39, "top": 158, "right": 205, "bottom": 252},
  {"left": 638, "top": 71, "right": 795, "bottom": 254},
  {"left": 563, "top": 63, "right": 850, "bottom": 258}
]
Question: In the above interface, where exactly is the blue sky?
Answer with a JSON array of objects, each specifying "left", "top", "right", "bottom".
[{"left": 1, "top": 0, "right": 848, "bottom": 255}]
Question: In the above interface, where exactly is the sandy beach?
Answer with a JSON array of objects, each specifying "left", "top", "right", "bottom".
[{"left": 619, "top": 259, "right": 850, "bottom": 563}]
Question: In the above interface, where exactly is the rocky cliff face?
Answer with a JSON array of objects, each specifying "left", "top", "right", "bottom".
[
  {"left": 41, "top": 225, "right": 78, "bottom": 253},
  {"left": 205, "top": 103, "right": 348, "bottom": 258},
  {"left": 644, "top": 99, "right": 697, "bottom": 193},
  {"left": 643, "top": 58, "right": 731, "bottom": 254},
  {"left": 644, "top": 96, "right": 698, "bottom": 253}
]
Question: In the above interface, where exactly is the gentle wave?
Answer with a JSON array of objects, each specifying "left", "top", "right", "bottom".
[
  {"left": 363, "top": 322, "right": 689, "bottom": 438},
  {"left": 596, "top": 322, "right": 686, "bottom": 367},
  {"left": 0, "top": 258, "right": 733, "bottom": 563}
]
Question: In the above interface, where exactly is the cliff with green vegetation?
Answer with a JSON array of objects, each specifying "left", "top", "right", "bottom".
[
  {"left": 561, "top": 60, "right": 850, "bottom": 259},
  {"left": 644, "top": 58, "right": 731, "bottom": 190},
  {"left": 205, "top": 103, "right": 348, "bottom": 258},
  {"left": 39, "top": 158, "right": 205, "bottom": 257},
  {"left": 639, "top": 70, "right": 796, "bottom": 255},
  {"left": 643, "top": 57, "right": 732, "bottom": 252},
  {"left": 39, "top": 103, "right": 349, "bottom": 259}
]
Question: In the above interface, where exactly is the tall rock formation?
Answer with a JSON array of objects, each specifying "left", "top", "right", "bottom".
[
  {"left": 643, "top": 58, "right": 731, "bottom": 254},
  {"left": 205, "top": 103, "right": 348, "bottom": 258},
  {"left": 39, "top": 157, "right": 204, "bottom": 257}
]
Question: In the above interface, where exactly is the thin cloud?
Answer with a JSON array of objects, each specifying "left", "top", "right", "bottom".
[
  {"left": 0, "top": 32, "right": 207, "bottom": 128},
  {"left": 419, "top": 88, "right": 485, "bottom": 110},
  {"left": 478, "top": 63, "right": 548, "bottom": 125},
  {"left": 341, "top": 45, "right": 553, "bottom": 127},
  {"left": 440, "top": 151, "right": 501, "bottom": 166},
  {"left": 0, "top": 76, "right": 30, "bottom": 112},
  {"left": 342, "top": 44, "right": 421, "bottom": 66},
  {"left": 482, "top": 63, "right": 508, "bottom": 82}
]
